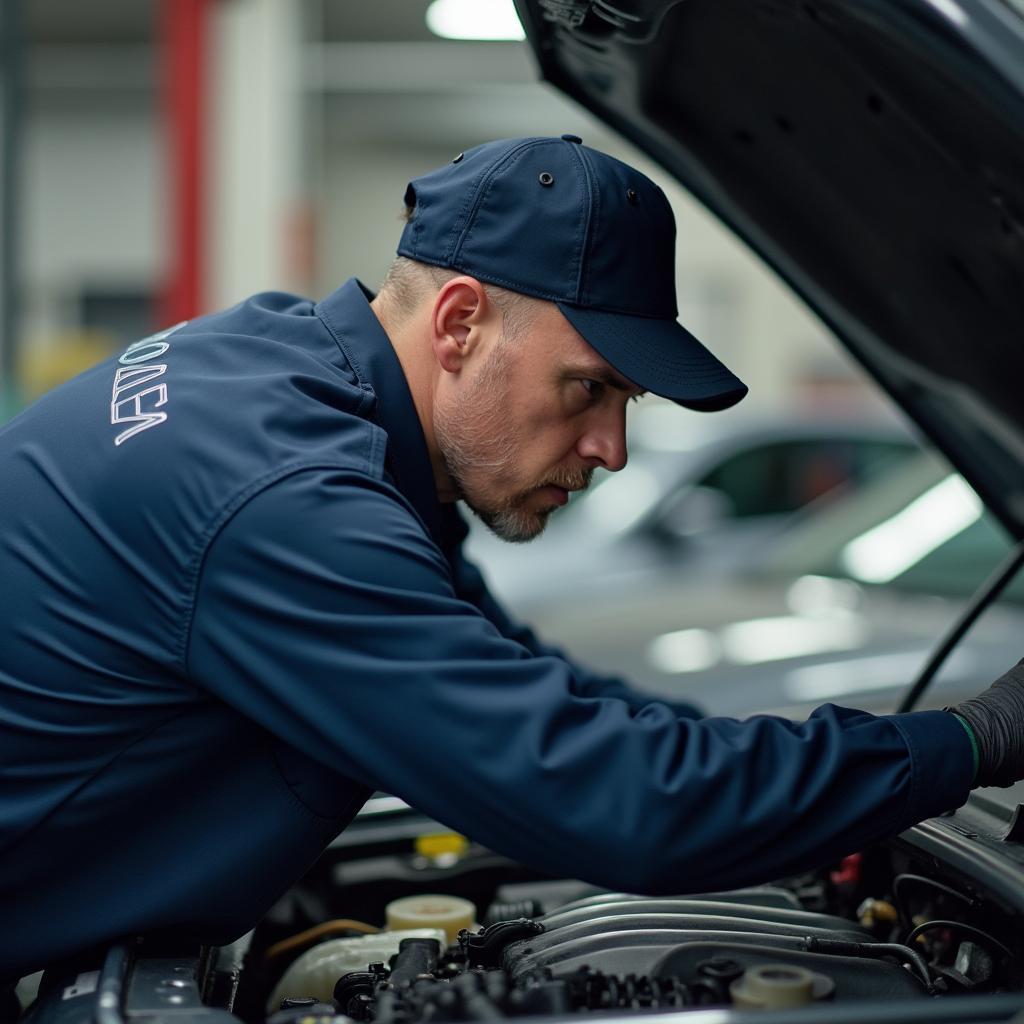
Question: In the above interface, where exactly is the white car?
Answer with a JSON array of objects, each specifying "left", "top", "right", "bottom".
[{"left": 466, "top": 409, "right": 917, "bottom": 612}]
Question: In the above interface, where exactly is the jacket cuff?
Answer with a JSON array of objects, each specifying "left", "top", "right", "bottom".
[
  {"left": 885, "top": 709, "right": 974, "bottom": 821},
  {"left": 948, "top": 712, "right": 980, "bottom": 783}
]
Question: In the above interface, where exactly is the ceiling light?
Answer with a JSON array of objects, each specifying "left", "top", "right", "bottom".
[{"left": 426, "top": 0, "right": 526, "bottom": 41}]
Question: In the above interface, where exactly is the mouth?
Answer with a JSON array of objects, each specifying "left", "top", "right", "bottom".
[{"left": 537, "top": 484, "right": 570, "bottom": 507}]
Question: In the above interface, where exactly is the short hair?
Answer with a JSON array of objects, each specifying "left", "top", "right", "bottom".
[{"left": 377, "top": 256, "right": 541, "bottom": 344}]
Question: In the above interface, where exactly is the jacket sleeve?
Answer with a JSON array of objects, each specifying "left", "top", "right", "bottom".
[
  {"left": 442, "top": 508, "right": 705, "bottom": 720},
  {"left": 186, "top": 468, "right": 974, "bottom": 895}
]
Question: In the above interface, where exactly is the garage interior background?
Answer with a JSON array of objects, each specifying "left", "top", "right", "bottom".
[{"left": 0, "top": 0, "right": 900, "bottom": 425}]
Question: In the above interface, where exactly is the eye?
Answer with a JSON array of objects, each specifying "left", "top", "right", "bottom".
[{"left": 579, "top": 379, "right": 604, "bottom": 400}]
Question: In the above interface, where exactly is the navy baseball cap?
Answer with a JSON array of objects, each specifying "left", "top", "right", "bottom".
[{"left": 397, "top": 135, "right": 747, "bottom": 411}]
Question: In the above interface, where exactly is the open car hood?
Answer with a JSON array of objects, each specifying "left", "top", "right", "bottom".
[{"left": 515, "top": 0, "right": 1024, "bottom": 537}]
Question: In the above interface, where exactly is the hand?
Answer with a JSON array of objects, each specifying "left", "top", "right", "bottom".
[{"left": 948, "top": 659, "right": 1024, "bottom": 788}]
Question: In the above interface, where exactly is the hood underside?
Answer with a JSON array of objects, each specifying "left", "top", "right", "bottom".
[{"left": 516, "top": 0, "right": 1024, "bottom": 536}]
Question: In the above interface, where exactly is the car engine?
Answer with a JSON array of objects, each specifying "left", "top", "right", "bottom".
[
  {"left": 265, "top": 887, "right": 930, "bottom": 1019},
  {"left": 25, "top": 799, "right": 1024, "bottom": 1024}
]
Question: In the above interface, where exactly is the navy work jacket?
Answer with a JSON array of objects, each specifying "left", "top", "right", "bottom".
[{"left": 0, "top": 279, "right": 973, "bottom": 978}]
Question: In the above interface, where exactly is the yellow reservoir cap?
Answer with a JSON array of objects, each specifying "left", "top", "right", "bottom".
[
  {"left": 385, "top": 894, "right": 476, "bottom": 943},
  {"left": 415, "top": 833, "right": 469, "bottom": 859}
]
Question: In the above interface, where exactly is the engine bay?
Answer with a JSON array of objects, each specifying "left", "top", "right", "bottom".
[
  {"left": 264, "top": 886, "right": 933, "bottom": 1018},
  {"left": 24, "top": 799, "right": 1024, "bottom": 1024}
]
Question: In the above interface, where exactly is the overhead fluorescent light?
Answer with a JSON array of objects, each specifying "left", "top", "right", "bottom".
[{"left": 426, "top": 0, "right": 526, "bottom": 41}]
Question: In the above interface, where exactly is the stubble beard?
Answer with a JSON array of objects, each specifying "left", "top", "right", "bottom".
[{"left": 434, "top": 348, "right": 592, "bottom": 543}]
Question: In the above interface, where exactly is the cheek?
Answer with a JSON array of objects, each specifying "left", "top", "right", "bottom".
[
  {"left": 528, "top": 425, "right": 583, "bottom": 471},
  {"left": 490, "top": 388, "right": 583, "bottom": 472}
]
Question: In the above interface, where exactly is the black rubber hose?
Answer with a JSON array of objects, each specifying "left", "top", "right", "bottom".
[
  {"left": 461, "top": 919, "right": 545, "bottom": 969},
  {"left": 804, "top": 935, "right": 933, "bottom": 993},
  {"left": 387, "top": 937, "right": 442, "bottom": 989},
  {"left": 903, "top": 920, "right": 1013, "bottom": 961},
  {"left": 891, "top": 873, "right": 978, "bottom": 933},
  {"left": 897, "top": 538, "right": 1024, "bottom": 714}
]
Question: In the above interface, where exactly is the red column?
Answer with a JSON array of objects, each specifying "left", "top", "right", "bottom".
[{"left": 158, "top": 0, "right": 209, "bottom": 326}]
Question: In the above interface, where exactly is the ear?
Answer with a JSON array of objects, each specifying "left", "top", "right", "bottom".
[{"left": 430, "top": 276, "right": 494, "bottom": 374}]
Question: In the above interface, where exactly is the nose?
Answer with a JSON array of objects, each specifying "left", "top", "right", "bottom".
[{"left": 576, "top": 413, "right": 628, "bottom": 472}]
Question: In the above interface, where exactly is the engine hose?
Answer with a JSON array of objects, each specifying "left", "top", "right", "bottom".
[
  {"left": 263, "top": 919, "right": 379, "bottom": 962},
  {"left": 804, "top": 935, "right": 934, "bottom": 993},
  {"left": 903, "top": 919, "right": 1013, "bottom": 961},
  {"left": 387, "top": 938, "right": 442, "bottom": 989}
]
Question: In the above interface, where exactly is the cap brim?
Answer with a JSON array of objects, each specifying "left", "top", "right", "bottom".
[{"left": 557, "top": 303, "right": 747, "bottom": 412}]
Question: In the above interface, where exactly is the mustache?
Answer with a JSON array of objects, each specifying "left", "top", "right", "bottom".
[{"left": 543, "top": 466, "right": 594, "bottom": 492}]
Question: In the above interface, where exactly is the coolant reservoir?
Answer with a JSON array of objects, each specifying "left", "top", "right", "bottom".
[
  {"left": 267, "top": 928, "right": 446, "bottom": 1010},
  {"left": 385, "top": 894, "right": 476, "bottom": 942}
]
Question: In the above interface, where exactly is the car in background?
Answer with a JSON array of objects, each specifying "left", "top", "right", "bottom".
[
  {"left": 466, "top": 406, "right": 918, "bottom": 608},
  {"left": 524, "top": 448, "right": 1024, "bottom": 720}
]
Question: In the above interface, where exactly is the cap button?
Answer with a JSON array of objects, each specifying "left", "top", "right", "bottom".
[{"left": 560, "top": 134, "right": 583, "bottom": 144}]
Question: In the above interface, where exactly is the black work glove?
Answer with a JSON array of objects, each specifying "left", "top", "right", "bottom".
[{"left": 948, "top": 659, "right": 1024, "bottom": 788}]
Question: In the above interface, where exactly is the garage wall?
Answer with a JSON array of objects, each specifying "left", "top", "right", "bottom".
[
  {"left": 10, "top": 0, "right": 876, "bottom": 417},
  {"left": 22, "top": 108, "right": 162, "bottom": 342}
]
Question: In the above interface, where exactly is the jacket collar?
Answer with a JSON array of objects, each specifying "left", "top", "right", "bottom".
[{"left": 316, "top": 278, "right": 443, "bottom": 545}]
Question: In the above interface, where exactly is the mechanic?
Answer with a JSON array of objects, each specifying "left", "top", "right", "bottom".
[{"left": 0, "top": 135, "right": 1020, "bottom": 981}]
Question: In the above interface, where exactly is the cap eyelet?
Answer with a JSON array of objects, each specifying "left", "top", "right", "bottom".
[
  {"left": 538, "top": 172, "right": 555, "bottom": 187},
  {"left": 626, "top": 188, "right": 639, "bottom": 205},
  {"left": 452, "top": 152, "right": 464, "bottom": 163}
]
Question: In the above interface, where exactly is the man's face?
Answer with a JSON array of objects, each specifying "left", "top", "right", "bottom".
[{"left": 434, "top": 301, "right": 642, "bottom": 542}]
